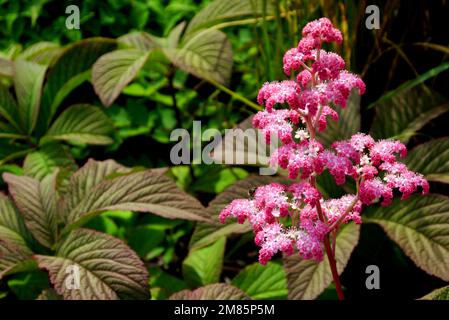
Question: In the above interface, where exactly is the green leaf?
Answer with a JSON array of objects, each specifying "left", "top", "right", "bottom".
[
  {"left": 189, "top": 175, "right": 289, "bottom": 250},
  {"left": 0, "top": 121, "right": 27, "bottom": 139},
  {"left": 3, "top": 172, "right": 58, "bottom": 248},
  {"left": 185, "top": 0, "right": 274, "bottom": 37},
  {"left": 169, "top": 283, "right": 249, "bottom": 300},
  {"left": 318, "top": 92, "right": 360, "bottom": 147},
  {"left": 23, "top": 143, "right": 77, "bottom": 182},
  {"left": 63, "top": 169, "right": 210, "bottom": 233},
  {"left": 367, "top": 62, "right": 449, "bottom": 110},
  {"left": 35, "top": 228, "right": 149, "bottom": 300},
  {"left": 7, "top": 270, "right": 49, "bottom": 300},
  {"left": 183, "top": 237, "right": 226, "bottom": 287},
  {"left": 232, "top": 261, "right": 287, "bottom": 299},
  {"left": 0, "top": 141, "right": 32, "bottom": 166},
  {"left": 284, "top": 223, "right": 360, "bottom": 299},
  {"left": 39, "top": 38, "right": 117, "bottom": 128},
  {"left": 0, "top": 57, "right": 13, "bottom": 77},
  {"left": 0, "top": 193, "right": 33, "bottom": 249},
  {"left": 118, "top": 32, "right": 161, "bottom": 51},
  {"left": 17, "top": 41, "right": 61, "bottom": 66},
  {"left": 0, "top": 193, "right": 34, "bottom": 279},
  {"left": 370, "top": 87, "right": 449, "bottom": 143},
  {"left": 43, "top": 104, "right": 114, "bottom": 145},
  {"left": 167, "top": 22, "right": 186, "bottom": 48},
  {"left": 128, "top": 225, "right": 165, "bottom": 260},
  {"left": 0, "top": 240, "right": 34, "bottom": 279},
  {"left": 62, "top": 159, "right": 129, "bottom": 220},
  {"left": 164, "top": 28, "right": 233, "bottom": 85},
  {"left": 420, "top": 285, "right": 449, "bottom": 300},
  {"left": 13, "top": 59, "right": 47, "bottom": 133},
  {"left": 92, "top": 49, "right": 150, "bottom": 107},
  {"left": 85, "top": 215, "right": 118, "bottom": 236},
  {"left": 191, "top": 167, "right": 248, "bottom": 194},
  {"left": 149, "top": 267, "right": 188, "bottom": 300},
  {"left": 0, "top": 85, "right": 21, "bottom": 131},
  {"left": 403, "top": 138, "right": 449, "bottom": 184},
  {"left": 364, "top": 194, "right": 449, "bottom": 281}
]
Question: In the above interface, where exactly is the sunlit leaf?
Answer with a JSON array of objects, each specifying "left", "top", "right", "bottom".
[
  {"left": 63, "top": 169, "right": 211, "bottom": 233},
  {"left": 232, "top": 261, "right": 287, "bottom": 299},
  {"left": 183, "top": 237, "right": 226, "bottom": 287},
  {"left": 17, "top": 42, "right": 61, "bottom": 66},
  {"left": 43, "top": 104, "right": 114, "bottom": 145},
  {"left": 62, "top": 159, "right": 128, "bottom": 219},
  {"left": 39, "top": 38, "right": 117, "bottom": 128},
  {"left": 164, "top": 28, "right": 233, "bottom": 85},
  {"left": 92, "top": 49, "right": 150, "bottom": 107},
  {"left": 185, "top": 0, "right": 274, "bottom": 37}
]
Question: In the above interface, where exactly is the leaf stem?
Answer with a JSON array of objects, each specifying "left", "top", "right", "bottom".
[{"left": 207, "top": 78, "right": 263, "bottom": 111}]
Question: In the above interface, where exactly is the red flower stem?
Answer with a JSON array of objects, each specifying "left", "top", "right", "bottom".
[
  {"left": 323, "top": 231, "right": 345, "bottom": 300},
  {"left": 307, "top": 114, "right": 345, "bottom": 300}
]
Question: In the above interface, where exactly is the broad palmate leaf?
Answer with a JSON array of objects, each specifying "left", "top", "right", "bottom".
[
  {"left": 39, "top": 37, "right": 117, "bottom": 128},
  {"left": 92, "top": 49, "right": 150, "bottom": 107},
  {"left": 185, "top": 0, "right": 275, "bottom": 37},
  {"left": 35, "top": 228, "right": 149, "bottom": 300},
  {"left": 63, "top": 167, "right": 211, "bottom": 232},
  {"left": 164, "top": 28, "right": 233, "bottom": 85},
  {"left": 61, "top": 159, "right": 128, "bottom": 218},
  {"left": 364, "top": 194, "right": 449, "bottom": 281}
]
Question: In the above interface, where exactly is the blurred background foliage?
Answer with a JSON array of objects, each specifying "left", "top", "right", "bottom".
[{"left": 1, "top": 0, "right": 449, "bottom": 300}]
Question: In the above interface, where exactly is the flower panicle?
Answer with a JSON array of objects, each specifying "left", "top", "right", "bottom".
[{"left": 219, "top": 17, "right": 429, "bottom": 265}]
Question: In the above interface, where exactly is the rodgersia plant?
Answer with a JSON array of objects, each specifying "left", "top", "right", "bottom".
[{"left": 219, "top": 18, "right": 429, "bottom": 300}]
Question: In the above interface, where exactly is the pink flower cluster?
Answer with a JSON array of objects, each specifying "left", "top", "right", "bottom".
[
  {"left": 254, "top": 19, "right": 365, "bottom": 140},
  {"left": 219, "top": 182, "right": 327, "bottom": 264},
  {"left": 219, "top": 18, "right": 429, "bottom": 266}
]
